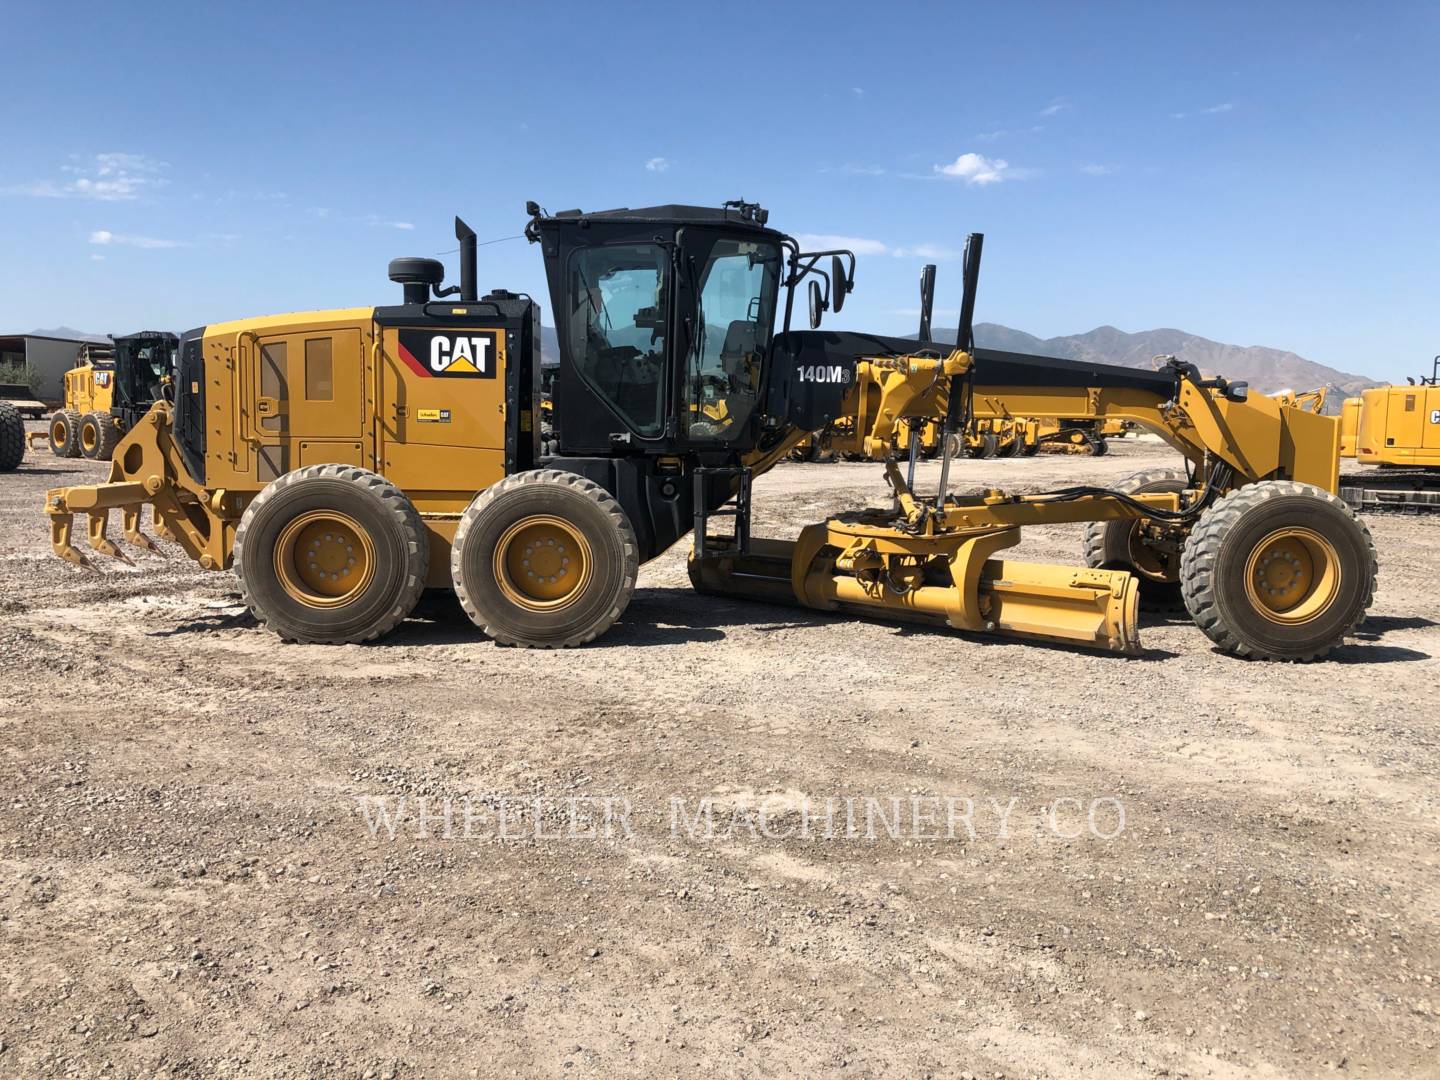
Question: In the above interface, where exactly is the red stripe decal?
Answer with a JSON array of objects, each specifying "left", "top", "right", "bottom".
[{"left": 396, "top": 341, "right": 430, "bottom": 377}]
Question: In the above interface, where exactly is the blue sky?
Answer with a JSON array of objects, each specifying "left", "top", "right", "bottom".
[{"left": 1, "top": 1, "right": 1436, "bottom": 383}]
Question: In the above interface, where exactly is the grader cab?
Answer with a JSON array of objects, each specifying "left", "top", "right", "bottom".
[{"left": 45, "top": 201, "right": 1376, "bottom": 660}]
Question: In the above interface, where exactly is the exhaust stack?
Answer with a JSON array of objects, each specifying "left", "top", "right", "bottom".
[{"left": 456, "top": 217, "right": 478, "bottom": 302}]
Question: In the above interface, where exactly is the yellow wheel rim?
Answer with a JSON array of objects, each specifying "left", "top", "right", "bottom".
[
  {"left": 273, "top": 510, "right": 376, "bottom": 608},
  {"left": 1242, "top": 527, "right": 1341, "bottom": 625},
  {"left": 81, "top": 421, "right": 97, "bottom": 452},
  {"left": 52, "top": 418, "right": 68, "bottom": 444},
  {"left": 494, "top": 515, "right": 591, "bottom": 611}
]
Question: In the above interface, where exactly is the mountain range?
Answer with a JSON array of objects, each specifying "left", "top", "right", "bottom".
[
  {"left": 964, "top": 323, "right": 1378, "bottom": 405},
  {"left": 28, "top": 326, "right": 112, "bottom": 343}
]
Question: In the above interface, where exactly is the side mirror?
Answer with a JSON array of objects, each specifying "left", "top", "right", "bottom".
[
  {"left": 831, "top": 255, "right": 849, "bottom": 313},
  {"left": 808, "top": 280, "right": 825, "bottom": 329}
]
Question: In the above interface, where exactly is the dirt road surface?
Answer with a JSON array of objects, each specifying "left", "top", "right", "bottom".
[{"left": 2, "top": 427, "right": 1437, "bottom": 1078}]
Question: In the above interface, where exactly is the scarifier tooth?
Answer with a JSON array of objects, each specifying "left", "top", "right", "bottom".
[
  {"left": 87, "top": 511, "right": 130, "bottom": 562},
  {"left": 122, "top": 505, "right": 157, "bottom": 551},
  {"left": 51, "top": 513, "right": 88, "bottom": 567}
]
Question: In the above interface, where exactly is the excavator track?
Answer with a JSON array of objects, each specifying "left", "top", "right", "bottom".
[{"left": 1339, "top": 472, "right": 1440, "bottom": 513}]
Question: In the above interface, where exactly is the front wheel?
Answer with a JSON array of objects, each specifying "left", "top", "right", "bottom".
[
  {"left": 49, "top": 409, "right": 82, "bottom": 457},
  {"left": 451, "top": 469, "right": 638, "bottom": 648},
  {"left": 1181, "top": 481, "right": 1376, "bottom": 661}
]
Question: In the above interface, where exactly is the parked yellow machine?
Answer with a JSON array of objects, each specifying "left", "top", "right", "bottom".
[
  {"left": 43, "top": 203, "right": 1374, "bottom": 660},
  {"left": 41, "top": 334, "right": 177, "bottom": 461},
  {"left": 1335, "top": 356, "right": 1440, "bottom": 511},
  {"left": 43, "top": 342, "right": 115, "bottom": 458}
]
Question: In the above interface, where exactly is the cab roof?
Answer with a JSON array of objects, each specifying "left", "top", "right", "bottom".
[{"left": 546, "top": 203, "right": 780, "bottom": 234}]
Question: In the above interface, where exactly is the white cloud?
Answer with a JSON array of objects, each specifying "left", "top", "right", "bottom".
[
  {"left": 795, "top": 233, "right": 888, "bottom": 256},
  {"left": 841, "top": 163, "right": 886, "bottom": 176},
  {"left": 934, "top": 152, "right": 1011, "bottom": 185},
  {"left": 360, "top": 214, "right": 414, "bottom": 230},
  {"left": 1039, "top": 97, "right": 1071, "bottom": 117},
  {"left": 88, "top": 229, "right": 185, "bottom": 249},
  {"left": 3, "top": 152, "right": 170, "bottom": 201},
  {"left": 891, "top": 243, "right": 963, "bottom": 261},
  {"left": 89, "top": 254, "right": 105, "bottom": 262},
  {"left": 851, "top": 87, "right": 865, "bottom": 97},
  {"left": 794, "top": 236, "right": 963, "bottom": 261},
  {"left": 1172, "top": 102, "right": 1235, "bottom": 119},
  {"left": 1079, "top": 163, "right": 1113, "bottom": 176},
  {"left": 645, "top": 156, "right": 672, "bottom": 172}
]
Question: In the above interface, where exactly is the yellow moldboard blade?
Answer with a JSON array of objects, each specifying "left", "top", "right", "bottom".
[{"left": 690, "top": 538, "right": 1141, "bottom": 653}]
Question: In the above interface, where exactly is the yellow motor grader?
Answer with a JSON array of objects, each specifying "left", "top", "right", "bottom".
[
  {"left": 44, "top": 202, "right": 1374, "bottom": 660},
  {"left": 39, "top": 333, "right": 178, "bottom": 460}
]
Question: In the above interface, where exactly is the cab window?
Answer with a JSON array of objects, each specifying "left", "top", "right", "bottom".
[
  {"left": 564, "top": 244, "right": 669, "bottom": 438},
  {"left": 684, "top": 239, "right": 778, "bottom": 441}
]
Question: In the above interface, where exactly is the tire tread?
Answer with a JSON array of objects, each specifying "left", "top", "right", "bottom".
[
  {"left": 1180, "top": 481, "right": 1377, "bottom": 661},
  {"left": 234, "top": 464, "right": 428, "bottom": 644},
  {"left": 451, "top": 469, "right": 638, "bottom": 648},
  {"left": 0, "top": 402, "right": 23, "bottom": 472}
]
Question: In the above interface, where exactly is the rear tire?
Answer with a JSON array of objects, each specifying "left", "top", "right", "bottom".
[
  {"left": 1018, "top": 438, "right": 1039, "bottom": 457},
  {"left": 1082, "top": 468, "right": 1190, "bottom": 612},
  {"left": 50, "top": 409, "right": 82, "bottom": 457},
  {"left": 1088, "top": 436, "right": 1109, "bottom": 456},
  {"left": 994, "top": 435, "right": 1019, "bottom": 458},
  {"left": 235, "top": 465, "right": 428, "bottom": 644},
  {"left": 451, "top": 469, "right": 638, "bottom": 648},
  {"left": 0, "top": 402, "right": 23, "bottom": 472},
  {"left": 1181, "top": 481, "right": 1376, "bottom": 661},
  {"left": 80, "top": 412, "right": 121, "bottom": 460}
]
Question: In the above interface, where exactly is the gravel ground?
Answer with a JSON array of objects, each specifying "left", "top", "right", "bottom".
[{"left": 1, "top": 425, "right": 1437, "bottom": 1078}]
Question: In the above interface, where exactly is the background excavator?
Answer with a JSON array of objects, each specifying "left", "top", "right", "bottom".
[
  {"left": 44, "top": 201, "right": 1375, "bottom": 660},
  {"left": 1335, "top": 356, "right": 1440, "bottom": 512}
]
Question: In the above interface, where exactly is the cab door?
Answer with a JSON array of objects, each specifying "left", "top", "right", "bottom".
[{"left": 377, "top": 323, "right": 507, "bottom": 501}]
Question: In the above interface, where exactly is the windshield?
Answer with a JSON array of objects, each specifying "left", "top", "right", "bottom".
[{"left": 684, "top": 238, "right": 779, "bottom": 441}]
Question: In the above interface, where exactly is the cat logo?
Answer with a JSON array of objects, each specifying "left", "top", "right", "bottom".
[{"left": 395, "top": 329, "right": 502, "bottom": 380}]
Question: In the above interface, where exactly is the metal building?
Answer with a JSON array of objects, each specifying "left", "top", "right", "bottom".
[{"left": 0, "top": 332, "right": 100, "bottom": 404}]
